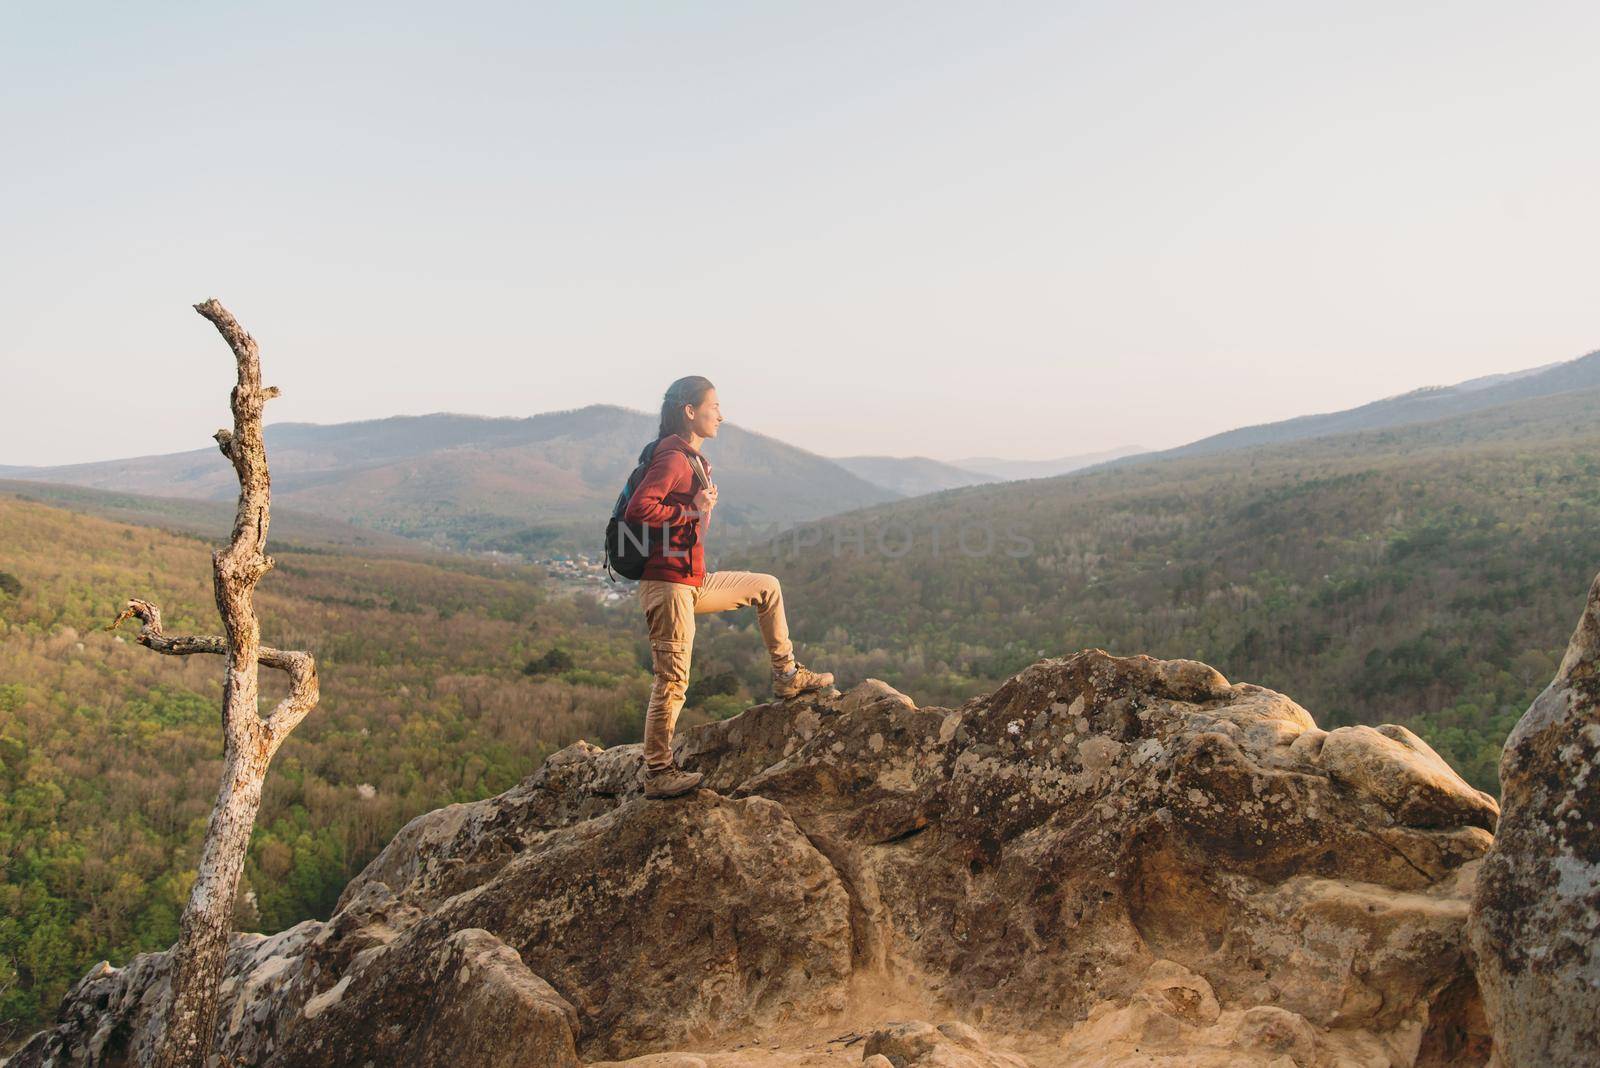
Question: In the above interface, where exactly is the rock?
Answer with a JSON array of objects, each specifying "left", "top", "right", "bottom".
[
  {"left": 841, "top": 679, "right": 916, "bottom": 717},
  {"left": 863, "top": 1019, "right": 1028, "bottom": 1067},
  {"left": 1231, "top": 1005, "right": 1318, "bottom": 1062},
  {"left": 1469, "top": 570, "right": 1600, "bottom": 1067},
  {"left": 279, "top": 927, "right": 580, "bottom": 1067},
  {"left": 864, "top": 1021, "right": 940, "bottom": 1065},
  {"left": 337, "top": 738, "right": 649, "bottom": 913},
  {"left": 14, "top": 648, "right": 1501, "bottom": 1067},
  {"left": 870, "top": 652, "right": 1495, "bottom": 1050},
  {"left": 1318, "top": 724, "right": 1498, "bottom": 831},
  {"left": 1058, "top": 960, "right": 1396, "bottom": 1067},
  {"left": 430, "top": 791, "right": 854, "bottom": 1060},
  {"left": 1141, "top": 958, "right": 1220, "bottom": 1026}
]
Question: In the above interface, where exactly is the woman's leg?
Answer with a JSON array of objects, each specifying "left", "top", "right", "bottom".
[
  {"left": 694, "top": 570, "right": 795, "bottom": 673},
  {"left": 639, "top": 579, "right": 697, "bottom": 772}
]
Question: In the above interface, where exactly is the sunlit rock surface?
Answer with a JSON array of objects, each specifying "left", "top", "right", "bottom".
[{"left": 12, "top": 649, "right": 1505, "bottom": 1067}]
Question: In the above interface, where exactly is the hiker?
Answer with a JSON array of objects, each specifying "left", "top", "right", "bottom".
[{"left": 624, "top": 375, "right": 834, "bottom": 799}]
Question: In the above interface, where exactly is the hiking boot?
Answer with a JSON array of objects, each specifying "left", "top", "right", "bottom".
[
  {"left": 642, "top": 763, "right": 703, "bottom": 799},
  {"left": 773, "top": 662, "right": 834, "bottom": 699}
]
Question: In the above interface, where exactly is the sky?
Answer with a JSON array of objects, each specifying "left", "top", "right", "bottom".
[{"left": 2, "top": 1, "right": 1597, "bottom": 467}]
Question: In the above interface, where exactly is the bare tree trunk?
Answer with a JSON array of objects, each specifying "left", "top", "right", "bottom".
[{"left": 109, "top": 300, "right": 318, "bottom": 1068}]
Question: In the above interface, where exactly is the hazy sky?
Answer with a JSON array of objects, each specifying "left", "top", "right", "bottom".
[{"left": 3, "top": 1, "right": 1597, "bottom": 467}]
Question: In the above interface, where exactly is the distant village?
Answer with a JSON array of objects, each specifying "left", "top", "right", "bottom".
[{"left": 532, "top": 552, "right": 631, "bottom": 603}]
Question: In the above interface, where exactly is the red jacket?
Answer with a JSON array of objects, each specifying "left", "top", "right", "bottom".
[{"left": 622, "top": 434, "right": 713, "bottom": 585}]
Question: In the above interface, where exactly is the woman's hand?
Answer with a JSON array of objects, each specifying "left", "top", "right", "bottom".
[{"left": 693, "top": 483, "right": 718, "bottom": 514}]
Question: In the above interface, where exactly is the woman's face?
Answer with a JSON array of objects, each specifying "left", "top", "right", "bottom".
[{"left": 686, "top": 388, "right": 723, "bottom": 439}]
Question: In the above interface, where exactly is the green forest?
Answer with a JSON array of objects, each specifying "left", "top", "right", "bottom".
[{"left": 0, "top": 498, "right": 660, "bottom": 1042}]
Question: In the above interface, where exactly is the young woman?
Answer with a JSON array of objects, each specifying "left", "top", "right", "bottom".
[{"left": 624, "top": 375, "right": 834, "bottom": 799}]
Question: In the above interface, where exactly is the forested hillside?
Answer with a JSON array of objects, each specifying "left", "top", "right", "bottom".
[
  {"left": 0, "top": 497, "right": 659, "bottom": 1040},
  {"left": 734, "top": 386, "right": 1600, "bottom": 793},
  {"left": 0, "top": 480, "right": 418, "bottom": 553}
]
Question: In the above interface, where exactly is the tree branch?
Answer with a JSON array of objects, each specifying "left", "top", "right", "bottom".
[
  {"left": 193, "top": 298, "right": 273, "bottom": 585},
  {"left": 108, "top": 598, "right": 318, "bottom": 750}
]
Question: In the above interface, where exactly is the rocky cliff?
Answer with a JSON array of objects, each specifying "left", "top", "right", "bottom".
[
  {"left": 1468, "top": 571, "right": 1600, "bottom": 1067},
  {"left": 11, "top": 647, "right": 1510, "bottom": 1067}
]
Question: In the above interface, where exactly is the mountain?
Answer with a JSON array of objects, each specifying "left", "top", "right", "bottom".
[
  {"left": 834, "top": 448, "right": 1160, "bottom": 496},
  {"left": 949, "top": 445, "right": 1147, "bottom": 481},
  {"left": 5, "top": 351, "right": 1595, "bottom": 553},
  {"left": 832, "top": 455, "right": 994, "bottom": 496},
  {"left": 0, "top": 406, "right": 899, "bottom": 553},
  {"left": 730, "top": 383, "right": 1600, "bottom": 792},
  {"left": 1112, "top": 348, "right": 1600, "bottom": 467},
  {"left": 13, "top": 650, "right": 1505, "bottom": 1066}
]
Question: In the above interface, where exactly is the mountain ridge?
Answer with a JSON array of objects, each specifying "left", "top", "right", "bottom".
[
  {"left": 832, "top": 455, "right": 995, "bottom": 496},
  {"left": 1087, "top": 348, "right": 1600, "bottom": 471},
  {"left": 0, "top": 405, "right": 899, "bottom": 553},
  {"left": 948, "top": 445, "right": 1149, "bottom": 481},
  {"left": 6, "top": 348, "right": 1598, "bottom": 557}
]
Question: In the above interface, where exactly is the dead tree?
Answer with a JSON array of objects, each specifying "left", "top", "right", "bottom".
[{"left": 108, "top": 299, "right": 319, "bottom": 1068}]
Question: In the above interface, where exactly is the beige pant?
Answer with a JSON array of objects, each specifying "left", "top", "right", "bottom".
[{"left": 640, "top": 570, "right": 796, "bottom": 771}]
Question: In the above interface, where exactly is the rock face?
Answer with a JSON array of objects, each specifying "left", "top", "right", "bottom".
[
  {"left": 12, "top": 650, "right": 1502, "bottom": 1067},
  {"left": 1468, "top": 572, "right": 1600, "bottom": 1067}
]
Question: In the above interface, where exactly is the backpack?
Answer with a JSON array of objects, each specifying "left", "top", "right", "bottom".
[
  {"left": 603, "top": 439, "right": 712, "bottom": 582},
  {"left": 603, "top": 441, "right": 659, "bottom": 582}
]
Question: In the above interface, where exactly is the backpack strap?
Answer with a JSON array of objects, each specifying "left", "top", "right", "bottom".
[
  {"left": 687, "top": 454, "right": 711, "bottom": 491},
  {"left": 612, "top": 440, "right": 661, "bottom": 520}
]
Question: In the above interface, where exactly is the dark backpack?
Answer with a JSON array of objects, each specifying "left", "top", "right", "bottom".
[{"left": 603, "top": 440, "right": 661, "bottom": 582}]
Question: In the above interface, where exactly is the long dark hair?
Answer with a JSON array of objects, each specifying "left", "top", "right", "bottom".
[{"left": 657, "top": 376, "right": 715, "bottom": 439}]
